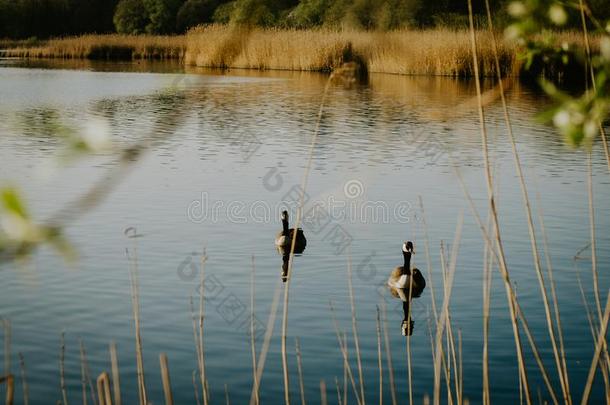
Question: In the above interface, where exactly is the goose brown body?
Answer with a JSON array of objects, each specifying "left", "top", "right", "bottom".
[
  {"left": 387, "top": 241, "right": 426, "bottom": 292},
  {"left": 275, "top": 211, "right": 306, "bottom": 253}
]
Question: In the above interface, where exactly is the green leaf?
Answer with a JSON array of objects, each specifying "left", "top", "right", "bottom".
[{"left": 1, "top": 188, "right": 29, "bottom": 219}]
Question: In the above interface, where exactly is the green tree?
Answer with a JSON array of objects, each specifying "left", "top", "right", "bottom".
[
  {"left": 284, "top": 0, "right": 329, "bottom": 28},
  {"left": 230, "top": 0, "right": 275, "bottom": 26},
  {"left": 176, "top": 0, "right": 218, "bottom": 32},
  {"left": 143, "top": 0, "right": 184, "bottom": 33},
  {"left": 114, "top": 0, "right": 149, "bottom": 34}
]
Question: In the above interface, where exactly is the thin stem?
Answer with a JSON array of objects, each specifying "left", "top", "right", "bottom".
[
  {"left": 433, "top": 214, "right": 463, "bottom": 405},
  {"left": 198, "top": 252, "right": 208, "bottom": 405},
  {"left": 295, "top": 338, "right": 306, "bottom": 405},
  {"left": 329, "top": 301, "right": 363, "bottom": 405},
  {"left": 282, "top": 77, "right": 333, "bottom": 405},
  {"left": 192, "top": 371, "right": 201, "bottom": 405},
  {"left": 60, "top": 331, "right": 68, "bottom": 405},
  {"left": 250, "top": 255, "right": 260, "bottom": 405},
  {"left": 467, "top": 2, "right": 531, "bottom": 402},
  {"left": 347, "top": 254, "right": 366, "bottom": 405},
  {"left": 335, "top": 377, "right": 342, "bottom": 405},
  {"left": 320, "top": 380, "right": 327, "bottom": 405},
  {"left": 482, "top": 208, "right": 493, "bottom": 405},
  {"left": 483, "top": 0, "right": 570, "bottom": 400},
  {"left": 380, "top": 302, "right": 397, "bottom": 405},
  {"left": 109, "top": 342, "right": 121, "bottom": 405},
  {"left": 376, "top": 307, "right": 383, "bottom": 405},
  {"left": 581, "top": 291, "right": 610, "bottom": 404},
  {"left": 249, "top": 279, "right": 283, "bottom": 405},
  {"left": 159, "top": 353, "right": 174, "bottom": 405}
]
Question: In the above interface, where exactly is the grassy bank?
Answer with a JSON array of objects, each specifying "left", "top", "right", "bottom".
[
  {"left": 1, "top": 34, "right": 185, "bottom": 60},
  {"left": 1, "top": 27, "right": 598, "bottom": 77}
]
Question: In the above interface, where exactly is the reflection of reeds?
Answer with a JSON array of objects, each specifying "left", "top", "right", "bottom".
[
  {"left": 250, "top": 256, "right": 260, "bottom": 405},
  {"left": 295, "top": 338, "right": 306, "bottom": 405},
  {"left": 375, "top": 307, "right": 383, "bottom": 405},
  {"left": 18, "top": 353, "right": 28, "bottom": 405},
  {"left": 126, "top": 239, "right": 147, "bottom": 405},
  {"left": 60, "top": 331, "right": 68, "bottom": 405}
]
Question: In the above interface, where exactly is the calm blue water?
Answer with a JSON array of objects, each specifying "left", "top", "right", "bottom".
[{"left": 0, "top": 59, "right": 609, "bottom": 404}]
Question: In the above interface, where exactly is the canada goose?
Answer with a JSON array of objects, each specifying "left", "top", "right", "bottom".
[
  {"left": 275, "top": 210, "right": 306, "bottom": 254},
  {"left": 387, "top": 241, "right": 426, "bottom": 291}
]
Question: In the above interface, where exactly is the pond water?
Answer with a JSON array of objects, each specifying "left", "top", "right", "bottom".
[{"left": 0, "top": 58, "right": 609, "bottom": 404}]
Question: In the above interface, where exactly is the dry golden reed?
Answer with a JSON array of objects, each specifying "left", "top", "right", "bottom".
[
  {"left": 2, "top": 26, "right": 598, "bottom": 77},
  {"left": 185, "top": 25, "right": 518, "bottom": 76},
  {"left": 2, "top": 34, "right": 185, "bottom": 60}
]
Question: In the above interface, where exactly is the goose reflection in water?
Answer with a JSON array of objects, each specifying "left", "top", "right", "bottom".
[
  {"left": 389, "top": 283, "right": 425, "bottom": 337},
  {"left": 277, "top": 246, "right": 305, "bottom": 283}
]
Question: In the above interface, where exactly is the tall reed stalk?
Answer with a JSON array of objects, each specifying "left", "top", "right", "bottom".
[
  {"left": 347, "top": 255, "right": 366, "bottom": 405},
  {"left": 467, "top": 1, "right": 531, "bottom": 402},
  {"left": 96, "top": 372, "right": 112, "bottom": 405},
  {"left": 329, "top": 301, "right": 363, "bottom": 405},
  {"left": 483, "top": 0, "right": 571, "bottom": 401},
  {"left": 109, "top": 342, "right": 121, "bottom": 405},
  {"left": 126, "top": 240, "right": 147, "bottom": 405},
  {"left": 0, "top": 374, "right": 14, "bottom": 405},
  {"left": 577, "top": 0, "right": 610, "bottom": 173},
  {"left": 581, "top": 291, "right": 610, "bottom": 404},
  {"left": 535, "top": 185, "right": 572, "bottom": 402},
  {"left": 433, "top": 215, "right": 463, "bottom": 405},
  {"left": 482, "top": 210, "right": 494, "bottom": 405},
  {"left": 380, "top": 302, "right": 396, "bottom": 405},
  {"left": 80, "top": 339, "right": 97, "bottom": 405},
  {"left": 197, "top": 252, "right": 208, "bottom": 405},
  {"left": 159, "top": 353, "right": 174, "bottom": 405},
  {"left": 249, "top": 279, "right": 283, "bottom": 405},
  {"left": 281, "top": 75, "right": 332, "bottom": 405},
  {"left": 335, "top": 377, "right": 342, "bottom": 405}
]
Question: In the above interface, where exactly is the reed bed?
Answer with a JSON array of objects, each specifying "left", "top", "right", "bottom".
[
  {"left": 1, "top": 34, "right": 185, "bottom": 60},
  {"left": 184, "top": 25, "right": 518, "bottom": 76},
  {"left": 2, "top": 26, "right": 599, "bottom": 78},
  {"left": 184, "top": 25, "right": 599, "bottom": 77}
]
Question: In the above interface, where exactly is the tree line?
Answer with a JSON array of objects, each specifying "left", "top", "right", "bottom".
[{"left": 1, "top": 0, "right": 609, "bottom": 39}]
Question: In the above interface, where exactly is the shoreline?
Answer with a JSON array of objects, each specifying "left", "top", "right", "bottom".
[{"left": 0, "top": 26, "right": 597, "bottom": 79}]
